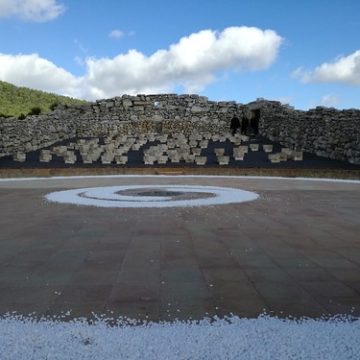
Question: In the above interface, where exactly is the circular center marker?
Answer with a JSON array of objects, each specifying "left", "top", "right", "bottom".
[
  {"left": 127, "top": 190, "right": 183, "bottom": 197},
  {"left": 45, "top": 185, "right": 259, "bottom": 208}
]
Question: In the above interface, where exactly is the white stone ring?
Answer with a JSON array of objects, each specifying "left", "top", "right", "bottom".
[{"left": 45, "top": 185, "right": 259, "bottom": 208}]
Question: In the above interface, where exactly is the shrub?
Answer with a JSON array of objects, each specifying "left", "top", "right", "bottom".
[
  {"left": 50, "top": 102, "right": 59, "bottom": 111},
  {"left": 28, "top": 107, "right": 42, "bottom": 116},
  {"left": 18, "top": 113, "right": 26, "bottom": 120}
]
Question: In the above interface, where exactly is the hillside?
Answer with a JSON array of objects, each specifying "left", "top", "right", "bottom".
[{"left": 0, "top": 81, "right": 87, "bottom": 118}]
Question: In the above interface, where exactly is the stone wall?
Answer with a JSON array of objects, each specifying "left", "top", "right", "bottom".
[
  {"left": 77, "top": 94, "right": 242, "bottom": 138},
  {"left": 252, "top": 100, "right": 360, "bottom": 164},
  {"left": 0, "top": 94, "right": 242, "bottom": 157},
  {"left": 0, "top": 94, "right": 359, "bottom": 164}
]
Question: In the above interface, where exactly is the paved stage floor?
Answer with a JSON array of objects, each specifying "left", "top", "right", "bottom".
[{"left": 0, "top": 175, "right": 359, "bottom": 321}]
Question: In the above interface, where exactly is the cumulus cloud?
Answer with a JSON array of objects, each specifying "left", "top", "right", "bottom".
[
  {"left": 85, "top": 26, "right": 282, "bottom": 99},
  {"left": 0, "top": 26, "right": 282, "bottom": 100},
  {"left": 0, "top": 0, "right": 65, "bottom": 22},
  {"left": 0, "top": 53, "right": 81, "bottom": 97},
  {"left": 109, "top": 29, "right": 124, "bottom": 39},
  {"left": 293, "top": 50, "right": 360, "bottom": 85}
]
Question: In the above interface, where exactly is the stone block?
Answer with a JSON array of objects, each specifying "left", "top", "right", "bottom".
[
  {"left": 279, "top": 152, "right": 288, "bottom": 161},
  {"left": 144, "top": 155, "right": 156, "bottom": 165},
  {"left": 13, "top": 152, "right": 26, "bottom": 162},
  {"left": 262, "top": 144, "right": 273, "bottom": 153},
  {"left": 268, "top": 153, "right": 280, "bottom": 163},
  {"left": 191, "top": 147, "right": 202, "bottom": 156},
  {"left": 184, "top": 154, "right": 195, "bottom": 163},
  {"left": 189, "top": 133, "right": 202, "bottom": 141},
  {"left": 158, "top": 135, "right": 168, "bottom": 143},
  {"left": 92, "top": 150, "right": 103, "bottom": 161},
  {"left": 133, "top": 106, "right": 144, "bottom": 112},
  {"left": 214, "top": 148, "right": 225, "bottom": 156},
  {"left": 230, "top": 136, "right": 241, "bottom": 145},
  {"left": 82, "top": 154, "right": 93, "bottom": 164},
  {"left": 281, "top": 148, "right": 293, "bottom": 159},
  {"left": 238, "top": 145, "right": 249, "bottom": 153},
  {"left": 157, "top": 155, "right": 168, "bottom": 164},
  {"left": 191, "top": 106, "right": 205, "bottom": 113},
  {"left": 199, "top": 140, "right": 209, "bottom": 149},
  {"left": 249, "top": 144, "right": 259, "bottom": 151},
  {"left": 114, "top": 148, "right": 124, "bottom": 156},
  {"left": 292, "top": 151, "right": 303, "bottom": 161},
  {"left": 178, "top": 150, "right": 190, "bottom": 160},
  {"left": 115, "top": 155, "right": 128, "bottom": 165},
  {"left": 167, "top": 141, "right": 175, "bottom": 149},
  {"left": 39, "top": 150, "right": 52, "bottom": 162},
  {"left": 195, "top": 156, "right": 207, "bottom": 165},
  {"left": 169, "top": 155, "right": 180, "bottom": 163},
  {"left": 64, "top": 151, "right": 76, "bottom": 164},
  {"left": 101, "top": 153, "right": 114, "bottom": 164},
  {"left": 233, "top": 148, "right": 245, "bottom": 161},
  {"left": 53, "top": 146, "right": 67, "bottom": 156},
  {"left": 40, "top": 149, "right": 51, "bottom": 156},
  {"left": 160, "top": 144, "right": 168, "bottom": 152},
  {"left": 79, "top": 144, "right": 90, "bottom": 154},
  {"left": 122, "top": 99, "right": 133, "bottom": 108},
  {"left": 217, "top": 155, "right": 230, "bottom": 165},
  {"left": 25, "top": 142, "right": 33, "bottom": 152}
]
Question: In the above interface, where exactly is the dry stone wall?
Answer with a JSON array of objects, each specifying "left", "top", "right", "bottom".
[
  {"left": 0, "top": 94, "right": 359, "bottom": 164},
  {"left": 253, "top": 100, "right": 360, "bottom": 164},
  {"left": 0, "top": 94, "right": 242, "bottom": 157}
]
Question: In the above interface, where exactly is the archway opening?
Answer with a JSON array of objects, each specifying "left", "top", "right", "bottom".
[{"left": 250, "top": 109, "right": 260, "bottom": 135}]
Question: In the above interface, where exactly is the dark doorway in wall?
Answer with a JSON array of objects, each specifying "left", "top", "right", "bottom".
[{"left": 250, "top": 109, "right": 260, "bottom": 135}]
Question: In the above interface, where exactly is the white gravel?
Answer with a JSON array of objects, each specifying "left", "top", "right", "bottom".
[{"left": 0, "top": 315, "right": 359, "bottom": 359}]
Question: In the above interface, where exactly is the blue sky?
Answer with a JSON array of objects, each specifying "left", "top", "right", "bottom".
[{"left": 0, "top": 0, "right": 359, "bottom": 109}]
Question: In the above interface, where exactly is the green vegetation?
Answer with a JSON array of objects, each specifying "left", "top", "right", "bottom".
[{"left": 0, "top": 80, "right": 87, "bottom": 118}]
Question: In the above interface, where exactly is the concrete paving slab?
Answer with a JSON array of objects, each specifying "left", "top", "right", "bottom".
[{"left": 0, "top": 175, "right": 359, "bottom": 320}]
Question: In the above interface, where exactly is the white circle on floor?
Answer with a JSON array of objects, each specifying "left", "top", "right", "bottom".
[{"left": 45, "top": 185, "right": 259, "bottom": 208}]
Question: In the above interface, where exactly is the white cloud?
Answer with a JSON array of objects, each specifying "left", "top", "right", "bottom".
[
  {"left": 320, "top": 94, "right": 341, "bottom": 107},
  {"left": 0, "top": 0, "right": 65, "bottom": 22},
  {"left": 0, "top": 26, "right": 282, "bottom": 100},
  {"left": 85, "top": 26, "right": 282, "bottom": 99},
  {"left": 0, "top": 53, "right": 82, "bottom": 97},
  {"left": 293, "top": 50, "right": 360, "bottom": 85},
  {"left": 109, "top": 29, "right": 124, "bottom": 39}
]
